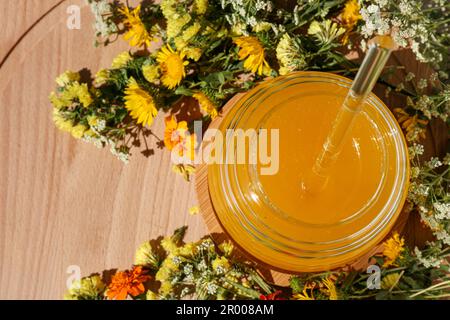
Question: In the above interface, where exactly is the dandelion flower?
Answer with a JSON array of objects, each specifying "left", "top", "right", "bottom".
[
  {"left": 106, "top": 266, "right": 150, "bottom": 300},
  {"left": 142, "top": 64, "right": 160, "bottom": 84},
  {"left": 157, "top": 45, "right": 188, "bottom": 89},
  {"left": 193, "top": 92, "right": 218, "bottom": 119},
  {"left": 382, "top": 232, "right": 405, "bottom": 267},
  {"left": 111, "top": 51, "right": 132, "bottom": 69},
  {"left": 164, "top": 115, "right": 189, "bottom": 151},
  {"left": 124, "top": 77, "right": 158, "bottom": 127},
  {"left": 166, "top": 13, "right": 191, "bottom": 39},
  {"left": 119, "top": 5, "right": 154, "bottom": 47},
  {"left": 234, "top": 36, "right": 271, "bottom": 75},
  {"left": 64, "top": 275, "right": 105, "bottom": 300}
]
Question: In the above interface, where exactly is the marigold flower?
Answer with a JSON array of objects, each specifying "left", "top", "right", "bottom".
[
  {"left": 164, "top": 115, "right": 189, "bottom": 151},
  {"left": 234, "top": 36, "right": 271, "bottom": 75},
  {"left": 106, "top": 266, "right": 150, "bottom": 300},
  {"left": 382, "top": 232, "right": 405, "bottom": 267},
  {"left": 119, "top": 5, "right": 154, "bottom": 47},
  {"left": 124, "top": 77, "right": 158, "bottom": 127},
  {"left": 157, "top": 45, "right": 189, "bottom": 89}
]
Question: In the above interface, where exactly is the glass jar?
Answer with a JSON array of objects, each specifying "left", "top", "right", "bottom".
[{"left": 207, "top": 71, "right": 409, "bottom": 272}]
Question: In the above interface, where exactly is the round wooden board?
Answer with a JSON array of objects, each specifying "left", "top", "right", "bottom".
[{"left": 195, "top": 92, "right": 411, "bottom": 286}]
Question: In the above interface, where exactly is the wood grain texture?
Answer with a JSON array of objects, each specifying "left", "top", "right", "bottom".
[
  {"left": 0, "top": 0, "right": 206, "bottom": 300},
  {"left": 0, "top": 0, "right": 447, "bottom": 300}
]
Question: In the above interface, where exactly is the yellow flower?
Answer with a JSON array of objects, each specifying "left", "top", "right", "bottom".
[
  {"left": 394, "top": 108, "right": 428, "bottom": 141},
  {"left": 322, "top": 277, "right": 338, "bottom": 300},
  {"left": 341, "top": 0, "right": 362, "bottom": 29},
  {"left": 177, "top": 242, "right": 196, "bottom": 256},
  {"left": 157, "top": 45, "right": 189, "bottom": 89},
  {"left": 253, "top": 22, "right": 272, "bottom": 33},
  {"left": 382, "top": 232, "right": 405, "bottom": 267},
  {"left": 161, "top": 237, "right": 179, "bottom": 254},
  {"left": 87, "top": 115, "right": 99, "bottom": 128},
  {"left": 194, "top": 0, "right": 208, "bottom": 14},
  {"left": 276, "top": 33, "right": 306, "bottom": 75},
  {"left": 174, "top": 37, "right": 189, "bottom": 50},
  {"left": 182, "top": 47, "right": 203, "bottom": 61},
  {"left": 60, "top": 82, "right": 92, "bottom": 108},
  {"left": 230, "top": 23, "right": 246, "bottom": 36},
  {"left": 134, "top": 241, "right": 159, "bottom": 268},
  {"left": 189, "top": 205, "right": 200, "bottom": 215},
  {"left": 49, "top": 92, "right": 67, "bottom": 109},
  {"left": 56, "top": 70, "right": 80, "bottom": 87},
  {"left": 71, "top": 124, "right": 88, "bottom": 139},
  {"left": 146, "top": 290, "right": 160, "bottom": 300},
  {"left": 381, "top": 273, "right": 402, "bottom": 290},
  {"left": 182, "top": 23, "right": 201, "bottom": 42},
  {"left": 293, "top": 286, "right": 315, "bottom": 300},
  {"left": 94, "top": 69, "right": 109, "bottom": 86},
  {"left": 193, "top": 92, "right": 218, "bottom": 119},
  {"left": 142, "top": 64, "right": 160, "bottom": 83},
  {"left": 212, "top": 256, "right": 231, "bottom": 273},
  {"left": 119, "top": 5, "right": 154, "bottom": 47},
  {"left": 166, "top": 13, "right": 191, "bottom": 39},
  {"left": 53, "top": 108, "right": 73, "bottom": 132},
  {"left": 124, "top": 77, "right": 158, "bottom": 126},
  {"left": 219, "top": 241, "right": 234, "bottom": 257},
  {"left": 64, "top": 275, "right": 105, "bottom": 300},
  {"left": 172, "top": 163, "right": 196, "bottom": 181},
  {"left": 111, "top": 51, "right": 132, "bottom": 69},
  {"left": 164, "top": 115, "right": 189, "bottom": 151},
  {"left": 234, "top": 36, "right": 271, "bottom": 75},
  {"left": 308, "top": 20, "right": 346, "bottom": 44},
  {"left": 159, "top": 281, "right": 173, "bottom": 296}
]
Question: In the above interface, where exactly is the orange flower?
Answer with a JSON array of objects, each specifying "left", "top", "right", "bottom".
[
  {"left": 164, "top": 115, "right": 189, "bottom": 151},
  {"left": 106, "top": 266, "right": 150, "bottom": 300}
]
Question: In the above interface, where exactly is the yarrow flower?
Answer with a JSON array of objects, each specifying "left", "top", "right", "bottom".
[
  {"left": 234, "top": 36, "right": 271, "bottom": 76},
  {"left": 106, "top": 266, "right": 150, "bottom": 300},
  {"left": 157, "top": 45, "right": 189, "bottom": 89},
  {"left": 124, "top": 77, "right": 158, "bottom": 126},
  {"left": 119, "top": 5, "right": 154, "bottom": 47}
]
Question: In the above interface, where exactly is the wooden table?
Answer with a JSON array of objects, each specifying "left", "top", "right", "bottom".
[
  {"left": 0, "top": 0, "right": 206, "bottom": 299},
  {"left": 1, "top": 0, "right": 447, "bottom": 300}
]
